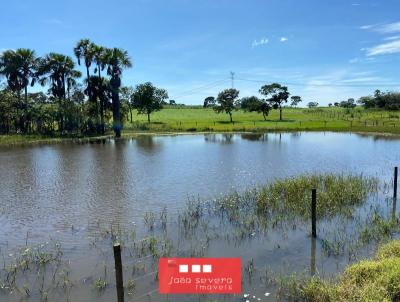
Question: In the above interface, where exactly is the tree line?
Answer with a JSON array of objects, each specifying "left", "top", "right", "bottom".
[
  {"left": 358, "top": 90, "right": 400, "bottom": 110},
  {"left": 325, "top": 91, "right": 400, "bottom": 110},
  {"left": 0, "top": 40, "right": 134, "bottom": 137},
  {"left": 0, "top": 40, "right": 172, "bottom": 136}
]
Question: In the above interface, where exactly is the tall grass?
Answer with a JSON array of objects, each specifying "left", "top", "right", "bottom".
[
  {"left": 210, "top": 174, "right": 378, "bottom": 226},
  {"left": 276, "top": 240, "right": 400, "bottom": 301}
]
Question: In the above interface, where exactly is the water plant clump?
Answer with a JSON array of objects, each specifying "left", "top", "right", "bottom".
[
  {"left": 207, "top": 174, "right": 378, "bottom": 236},
  {"left": 256, "top": 174, "right": 378, "bottom": 219}
]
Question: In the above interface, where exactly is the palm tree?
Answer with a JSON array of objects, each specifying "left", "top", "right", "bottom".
[
  {"left": 73, "top": 39, "right": 94, "bottom": 100},
  {"left": 36, "top": 53, "right": 81, "bottom": 132},
  {"left": 0, "top": 48, "right": 38, "bottom": 131},
  {"left": 93, "top": 45, "right": 107, "bottom": 79},
  {"left": 105, "top": 48, "right": 132, "bottom": 137},
  {"left": 66, "top": 70, "right": 82, "bottom": 101},
  {"left": 86, "top": 75, "right": 110, "bottom": 134},
  {"left": 92, "top": 45, "right": 108, "bottom": 133}
]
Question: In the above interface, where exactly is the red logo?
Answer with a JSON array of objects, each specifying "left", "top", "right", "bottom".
[{"left": 159, "top": 258, "right": 241, "bottom": 294}]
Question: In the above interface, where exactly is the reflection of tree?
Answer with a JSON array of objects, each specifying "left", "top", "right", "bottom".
[
  {"left": 290, "top": 132, "right": 301, "bottom": 139},
  {"left": 135, "top": 135, "right": 163, "bottom": 153},
  {"left": 204, "top": 134, "right": 234, "bottom": 144},
  {"left": 355, "top": 133, "right": 400, "bottom": 141},
  {"left": 240, "top": 133, "right": 267, "bottom": 141}
]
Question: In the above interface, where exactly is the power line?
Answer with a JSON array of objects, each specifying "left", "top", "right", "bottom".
[
  {"left": 171, "top": 74, "right": 400, "bottom": 102},
  {"left": 172, "top": 78, "right": 229, "bottom": 99},
  {"left": 235, "top": 77, "right": 400, "bottom": 88}
]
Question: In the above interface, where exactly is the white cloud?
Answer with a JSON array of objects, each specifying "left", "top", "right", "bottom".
[
  {"left": 300, "top": 69, "right": 393, "bottom": 103},
  {"left": 43, "top": 18, "right": 63, "bottom": 25},
  {"left": 384, "top": 35, "right": 400, "bottom": 41},
  {"left": 252, "top": 37, "right": 269, "bottom": 48},
  {"left": 361, "top": 22, "right": 400, "bottom": 34},
  {"left": 360, "top": 24, "right": 375, "bottom": 30},
  {"left": 349, "top": 58, "right": 359, "bottom": 64},
  {"left": 377, "top": 22, "right": 400, "bottom": 33},
  {"left": 280, "top": 37, "right": 288, "bottom": 42},
  {"left": 366, "top": 39, "right": 400, "bottom": 56}
]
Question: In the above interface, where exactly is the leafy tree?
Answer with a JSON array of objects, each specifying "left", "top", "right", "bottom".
[
  {"left": 29, "top": 92, "right": 48, "bottom": 104},
  {"left": 0, "top": 88, "right": 15, "bottom": 133},
  {"left": 357, "top": 96, "right": 375, "bottom": 108},
  {"left": 307, "top": 101, "right": 319, "bottom": 108},
  {"left": 290, "top": 96, "right": 302, "bottom": 107},
  {"left": 0, "top": 48, "right": 39, "bottom": 131},
  {"left": 169, "top": 99, "right": 176, "bottom": 105},
  {"left": 358, "top": 90, "right": 400, "bottom": 110},
  {"left": 214, "top": 89, "right": 240, "bottom": 122},
  {"left": 120, "top": 86, "right": 135, "bottom": 123},
  {"left": 328, "top": 103, "right": 333, "bottom": 107},
  {"left": 381, "top": 92, "right": 400, "bottom": 110},
  {"left": 259, "top": 83, "right": 289, "bottom": 120},
  {"left": 105, "top": 48, "right": 132, "bottom": 137},
  {"left": 133, "top": 82, "right": 168, "bottom": 123},
  {"left": 339, "top": 98, "right": 356, "bottom": 108},
  {"left": 203, "top": 96, "right": 215, "bottom": 108},
  {"left": 240, "top": 96, "right": 271, "bottom": 120}
]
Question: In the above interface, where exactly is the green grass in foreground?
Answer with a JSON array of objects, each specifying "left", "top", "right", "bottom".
[{"left": 279, "top": 240, "right": 400, "bottom": 301}]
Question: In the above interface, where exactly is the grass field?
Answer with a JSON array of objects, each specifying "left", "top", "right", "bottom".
[
  {"left": 1, "top": 107, "right": 400, "bottom": 146},
  {"left": 123, "top": 106, "right": 400, "bottom": 135}
]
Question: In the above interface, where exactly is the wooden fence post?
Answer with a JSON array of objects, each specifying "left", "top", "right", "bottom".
[
  {"left": 312, "top": 189, "right": 317, "bottom": 238},
  {"left": 113, "top": 244, "right": 124, "bottom": 302}
]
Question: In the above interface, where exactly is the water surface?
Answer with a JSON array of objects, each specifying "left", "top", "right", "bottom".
[{"left": 0, "top": 132, "right": 399, "bottom": 301}]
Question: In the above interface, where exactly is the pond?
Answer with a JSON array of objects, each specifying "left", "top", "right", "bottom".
[{"left": 0, "top": 132, "right": 399, "bottom": 301}]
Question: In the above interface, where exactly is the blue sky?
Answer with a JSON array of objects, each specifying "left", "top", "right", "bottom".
[{"left": 1, "top": 0, "right": 400, "bottom": 105}]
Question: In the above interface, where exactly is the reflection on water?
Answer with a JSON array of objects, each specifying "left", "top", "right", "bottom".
[
  {"left": 240, "top": 133, "right": 267, "bottom": 141},
  {"left": 135, "top": 135, "right": 164, "bottom": 154},
  {"left": 310, "top": 237, "right": 316, "bottom": 276},
  {"left": 204, "top": 133, "right": 234, "bottom": 144}
]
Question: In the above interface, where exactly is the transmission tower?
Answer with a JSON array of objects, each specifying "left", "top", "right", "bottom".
[{"left": 230, "top": 71, "right": 235, "bottom": 88}]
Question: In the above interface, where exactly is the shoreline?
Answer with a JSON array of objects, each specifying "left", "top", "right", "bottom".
[{"left": 1, "top": 127, "right": 400, "bottom": 147}]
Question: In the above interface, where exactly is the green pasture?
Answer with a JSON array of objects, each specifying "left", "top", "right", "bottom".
[{"left": 123, "top": 106, "right": 400, "bottom": 134}]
